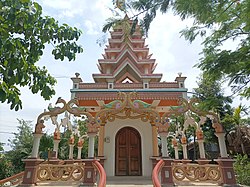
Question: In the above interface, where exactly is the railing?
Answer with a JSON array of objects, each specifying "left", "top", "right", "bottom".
[
  {"left": 152, "top": 159, "right": 164, "bottom": 187},
  {"left": 0, "top": 171, "right": 24, "bottom": 186},
  {"left": 149, "top": 82, "right": 179, "bottom": 88},
  {"left": 93, "top": 160, "right": 106, "bottom": 187},
  {"left": 114, "top": 83, "right": 143, "bottom": 89},
  {"left": 79, "top": 83, "right": 108, "bottom": 89},
  {"left": 37, "top": 163, "right": 84, "bottom": 181},
  {"left": 172, "top": 163, "right": 222, "bottom": 183}
]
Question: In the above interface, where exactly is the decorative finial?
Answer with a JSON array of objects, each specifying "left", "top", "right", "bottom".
[
  {"left": 75, "top": 72, "right": 80, "bottom": 78},
  {"left": 178, "top": 72, "right": 182, "bottom": 77}
]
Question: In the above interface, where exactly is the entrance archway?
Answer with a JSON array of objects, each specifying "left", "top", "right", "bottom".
[{"left": 115, "top": 127, "right": 142, "bottom": 176}]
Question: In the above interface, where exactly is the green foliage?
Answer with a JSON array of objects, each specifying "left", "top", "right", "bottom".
[
  {"left": 0, "top": 154, "right": 14, "bottom": 180},
  {"left": 0, "top": 0, "right": 83, "bottom": 110},
  {"left": 39, "top": 133, "right": 53, "bottom": 159},
  {"left": 8, "top": 119, "right": 33, "bottom": 152},
  {"left": 223, "top": 105, "right": 250, "bottom": 155},
  {"left": 7, "top": 119, "right": 33, "bottom": 173},
  {"left": 233, "top": 154, "right": 250, "bottom": 185},
  {"left": 194, "top": 72, "right": 233, "bottom": 115},
  {"left": 193, "top": 72, "right": 233, "bottom": 145}
]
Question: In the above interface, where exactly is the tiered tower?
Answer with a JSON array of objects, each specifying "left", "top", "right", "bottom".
[{"left": 71, "top": 19, "right": 187, "bottom": 116}]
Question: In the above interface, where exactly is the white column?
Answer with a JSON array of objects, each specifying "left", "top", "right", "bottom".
[
  {"left": 53, "top": 139, "right": 60, "bottom": 158},
  {"left": 160, "top": 132, "right": 169, "bottom": 157},
  {"left": 88, "top": 133, "right": 96, "bottom": 158},
  {"left": 69, "top": 144, "right": 74, "bottom": 159},
  {"left": 77, "top": 147, "right": 82, "bottom": 159},
  {"left": 182, "top": 144, "right": 188, "bottom": 159},
  {"left": 197, "top": 139, "right": 206, "bottom": 159},
  {"left": 215, "top": 132, "right": 228, "bottom": 157},
  {"left": 174, "top": 146, "right": 179, "bottom": 159},
  {"left": 31, "top": 133, "right": 43, "bottom": 158}
]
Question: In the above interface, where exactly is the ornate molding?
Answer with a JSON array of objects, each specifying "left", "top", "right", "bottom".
[{"left": 95, "top": 92, "right": 160, "bottom": 126}]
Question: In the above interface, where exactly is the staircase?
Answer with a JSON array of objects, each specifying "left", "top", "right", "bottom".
[{"left": 106, "top": 176, "right": 153, "bottom": 187}]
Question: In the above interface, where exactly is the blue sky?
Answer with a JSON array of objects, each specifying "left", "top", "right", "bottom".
[{"left": 0, "top": 0, "right": 248, "bottom": 150}]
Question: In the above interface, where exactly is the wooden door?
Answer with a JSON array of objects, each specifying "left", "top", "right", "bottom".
[{"left": 115, "top": 127, "right": 141, "bottom": 176}]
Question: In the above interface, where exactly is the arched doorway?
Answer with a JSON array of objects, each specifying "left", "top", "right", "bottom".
[{"left": 115, "top": 127, "right": 142, "bottom": 176}]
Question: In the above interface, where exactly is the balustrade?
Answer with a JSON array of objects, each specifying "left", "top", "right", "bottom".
[{"left": 172, "top": 163, "right": 221, "bottom": 183}]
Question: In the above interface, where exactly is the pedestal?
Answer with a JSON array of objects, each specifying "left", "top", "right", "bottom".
[
  {"left": 215, "top": 133, "right": 228, "bottom": 158},
  {"left": 161, "top": 158, "right": 175, "bottom": 187},
  {"left": 80, "top": 159, "right": 97, "bottom": 186},
  {"left": 31, "top": 133, "right": 43, "bottom": 158},
  {"left": 182, "top": 144, "right": 188, "bottom": 159},
  {"left": 197, "top": 139, "right": 206, "bottom": 159},
  {"left": 174, "top": 146, "right": 179, "bottom": 160},
  {"left": 20, "top": 158, "right": 44, "bottom": 186},
  {"left": 88, "top": 133, "right": 96, "bottom": 158},
  {"left": 77, "top": 146, "right": 83, "bottom": 159},
  {"left": 69, "top": 144, "right": 74, "bottom": 159},
  {"left": 215, "top": 158, "right": 237, "bottom": 186},
  {"left": 53, "top": 139, "right": 60, "bottom": 158}
]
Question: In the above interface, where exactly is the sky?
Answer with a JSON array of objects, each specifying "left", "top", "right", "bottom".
[{"left": 0, "top": 0, "right": 249, "bottom": 150}]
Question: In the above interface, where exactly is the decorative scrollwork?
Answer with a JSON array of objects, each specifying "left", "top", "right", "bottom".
[
  {"left": 37, "top": 164, "right": 84, "bottom": 182},
  {"left": 172, "top": 163, "right": 221, "bottom": 183},
  {"left": 107, "top": 115, "right": 115, "bottom": 122},
  {"left": 35, "top": 97, "right": 94, "bottom": 133},
  {"left": 173, "top": 166, "right": 185, "bottom": 181},
  {"left": 207, "top": 167, "right": 221, "bottom": 181}
]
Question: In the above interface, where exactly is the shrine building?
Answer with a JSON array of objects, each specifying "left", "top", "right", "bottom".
[{"left": 70, "top": 20, "right": 187, "bottom": 177}]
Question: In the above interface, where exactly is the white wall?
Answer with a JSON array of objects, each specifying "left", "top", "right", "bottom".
[{"left": 103, "top": 118, "right": 153, "bottom": 177}]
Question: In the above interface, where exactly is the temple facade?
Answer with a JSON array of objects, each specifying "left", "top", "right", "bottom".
[{"left": 70, "top": 21, "right": 187, "bottom": 177}]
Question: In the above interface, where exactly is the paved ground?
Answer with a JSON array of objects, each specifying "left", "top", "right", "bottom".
[
  {"left": 106, "top": 176, "right": 153, "bottom": 186},
  {"left": 36, "top": 176, "right": 222, "bottom": 187}
]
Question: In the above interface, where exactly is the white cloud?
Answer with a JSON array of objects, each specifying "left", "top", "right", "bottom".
[
  {"left": 41, "top": 0, "right": 72, "bottom": 10},
  {"left": 39, "top": 0, "right": 87, "bottom": 18},
  {"left": 84, "top": 20, "right": 99, "bottom": 35}
]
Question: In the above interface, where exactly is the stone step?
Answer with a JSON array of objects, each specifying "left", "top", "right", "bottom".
[{"left": 106, "top": 176, "right": 153, "bottom": 186}]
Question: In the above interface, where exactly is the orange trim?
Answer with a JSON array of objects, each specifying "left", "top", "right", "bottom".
[
  {"left": 79, "top": 100, "right": 98, "bottom": 106},
  {"left": 159, "top": 100, "right": 178, "bottom": 106}
]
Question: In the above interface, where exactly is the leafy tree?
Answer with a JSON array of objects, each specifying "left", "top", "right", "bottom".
[
  {"left": 8, "top": 119, "right": 33, "bottom": 152},
  {"left": 0, "top": 142, "right": 4, "bottom": 152},
  {"left": 7, "top": 119, "right": 33, "bottom": 173},
  {"left": 0, "top": 142, "right": 15, "bottom": 180},
  {"left": 224, "top": 105, "right": 250, "bottom": 155},
  {"left": 233, "top": 154, "right": 250, "bottom": 186},
  {"left": 0, "top": 154, "right": 14, "bottom": 180},
  {"left": 191, "top": 73, "right": 234, "bottom": 159},
  {"left": 0, "top": 0, "right": 83, "bottom": 111},
  {"left": 104, "top": 0, "right": 250, "bottom": 98},
  {"left": 194, "top": 73, "right": 233, "bottom": 115},
  {"left": 39, "top": 133, "right": 53, "bottom": 159}
]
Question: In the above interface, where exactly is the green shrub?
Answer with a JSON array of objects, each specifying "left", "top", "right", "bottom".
[{"left": 233, "top": 154, "right": 250, "bottom": 186}]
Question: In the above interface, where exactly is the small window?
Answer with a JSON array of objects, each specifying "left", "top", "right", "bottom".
[
  {"left": 180, "top": 83, "right": 183, "bottom": 88},
  {"left": 144, "top": 83, "right": 148, "bottom": 89},
  {"left": 74, "top": 84, "right": 77, "bottom": 89},
  {"left": 108, "top": 83, "right": 113, "bottom": 89}
]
